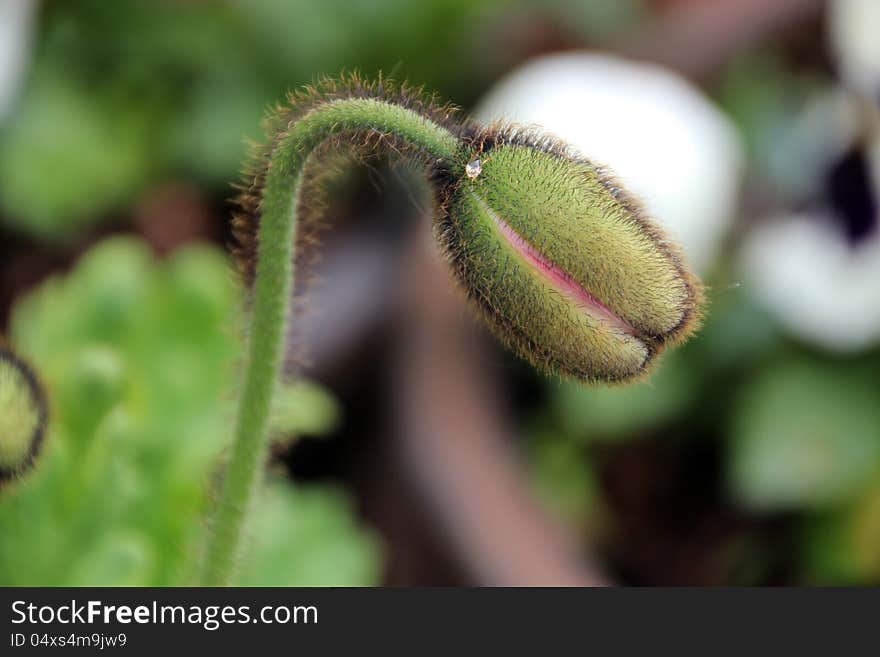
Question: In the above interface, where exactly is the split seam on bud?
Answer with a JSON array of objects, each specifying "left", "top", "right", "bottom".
[{"left": 473, "top": 193, "right": 639, "bottom": 337}]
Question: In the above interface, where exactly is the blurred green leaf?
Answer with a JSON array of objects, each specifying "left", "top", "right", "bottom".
[
  {"left": 692, "top": 287, "right": 781, "bottom": 372},
  {"left": 548, "top": 350, "right": 698, "bottom": 441},
  {"left": 0, "top": 74, "right": 157, "bottom": 239},
  {"left": 728, "top": 360, "right": 880, "bottom": 512},
  {"left": 525, "top": 422, "right": 603, "bottom": 532},
  {"left": 1, "top": 0, "right": 535, "bottom": 238},
  {"left": 169, "top": 70, "right": 267, "bottom": 185},
  {"left": 270, "top": 380, "right": 341, "bottom": 440},
  {"left": 237, "top": 478, "right": 382, "bottom": 587},
  {"left": 0, "top": 237, "right": 378, "bottom": 586},
  {"left": 717, "top": 53, "right": 831, "bottom": 203},
  {"left": 542, "top": 0, "right": 646, "bottom": 42},
  {"left": 801, "top": 485, "right": 880, "bottom": 585}
]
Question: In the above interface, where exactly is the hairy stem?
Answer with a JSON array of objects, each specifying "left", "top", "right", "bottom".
[{"left": 200, "top": 97, "right": 460, "bottom": 585}]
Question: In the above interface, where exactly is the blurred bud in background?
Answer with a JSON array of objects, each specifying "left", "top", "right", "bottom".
[{"left": 476, "top": 52, "right": 744, "bottom": 275}]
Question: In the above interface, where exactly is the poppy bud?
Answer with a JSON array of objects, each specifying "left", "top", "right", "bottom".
[{"left": 437, "top": 128, "right": 703, "bottom": 382}]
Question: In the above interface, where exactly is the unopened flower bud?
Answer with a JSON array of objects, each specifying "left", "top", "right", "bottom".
[{"left": 437, "top": 128, "right": 704, "bottom": 382}]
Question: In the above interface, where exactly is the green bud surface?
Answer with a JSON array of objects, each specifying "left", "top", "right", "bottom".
[{"left": 437, "top": 128, "right": 703, "bottom": 382}]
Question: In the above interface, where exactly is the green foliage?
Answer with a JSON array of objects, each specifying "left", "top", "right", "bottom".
[
  {"left": 728, "top": 360, "right": 880, "bottom": 512},
  {"left": 525, "top": 425, "right": 604, "bottom": 533},
  {"left": 269, "top": 381, "right": 341, "bottom": 440},
  {"left": 802, "top": 485, "right": 880, "bottom": 584},
  {"left": 239, "top": 479, "right": 381, "bottom": 586},
  {"left": 0, "top": 72, "right": 158, "bottom": 240},
  {"left": 0, "top": 0, "right": 524, "bottom": 239},
  {"left": 0, "top": 237, "right": 381, "bottom": 586},
  {"left": 717, "top": 52, "right": 831, "bottom": 203},
  {"left": 548, "top": 351, "right": 699, "bottom": 440}
]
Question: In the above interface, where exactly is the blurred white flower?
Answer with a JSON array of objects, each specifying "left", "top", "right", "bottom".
[
  {"left": 829, "top": 0, "right": 880, "bottom": 99},
  {"left": 740, "top": 211, "right": 880, "bottom": 353},
  {"left": 475, "top": 52, "right": 744, "bottom": 274},
  {"left": 0, "top": 0, "right": 37, "bottom": 120},
  {"left": 739, "top": 89, "right": 880, "bottom": 352}
]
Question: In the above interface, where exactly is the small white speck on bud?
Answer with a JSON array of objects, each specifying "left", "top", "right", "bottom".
[{"left": 465, "top": 159, "right": 482, "bottom": 179}]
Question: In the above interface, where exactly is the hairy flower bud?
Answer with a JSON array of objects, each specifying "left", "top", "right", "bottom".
[
  {"left": 0, "top": 345, "right": 47, "bottom": 481},
  {"left": 211, "top": 77, "right": 707, "bottom": 585},
  {"left": 437, "top": 128, "right": 703, "bottom": 382}
]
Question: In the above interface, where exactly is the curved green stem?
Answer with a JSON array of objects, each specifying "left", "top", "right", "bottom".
[{"left": 200, "top": 98, "right": 460, "bottom": 586}]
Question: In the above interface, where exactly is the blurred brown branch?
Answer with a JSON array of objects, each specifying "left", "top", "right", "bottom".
[{"left": 391, "top": 227, "right": 610, "bottom": 587}]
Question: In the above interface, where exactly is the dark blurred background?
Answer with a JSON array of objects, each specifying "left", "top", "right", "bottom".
[{"left": 1, "top": 0, "right": 879, "bottom": 586}]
